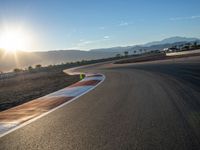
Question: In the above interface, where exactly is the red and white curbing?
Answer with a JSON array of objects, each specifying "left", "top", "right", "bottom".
[{"left": 0, "top": 72, "right": 105, "bottom": 138}]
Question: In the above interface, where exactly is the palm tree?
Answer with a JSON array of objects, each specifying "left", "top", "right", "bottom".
[
  {"left": 194, "top": 42, "right": 197, "bottom": 48},
  {"left": 124, "top": 51, "right": 129, "bottom": 57}
]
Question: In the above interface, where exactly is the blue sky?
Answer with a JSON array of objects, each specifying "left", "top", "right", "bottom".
[{"left": 0, "top": 0, "right": 200, "bottom": 51}]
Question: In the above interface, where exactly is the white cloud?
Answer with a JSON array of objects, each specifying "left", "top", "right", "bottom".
[
  {"left": 170, "top": 15, "right": 200, "bottom": 21},
  {"left": 77, "top": 36, "right": 110, "bottom": 48},
  {"left": 104, "top": 36, "right": 110, "bottom": 39},
  {"left": 118, "top": 21, "right": 134, "bottom": 27},
  {"left": 119, "top": 22, "right": 129, "bottom": 26},
  {"left": 191, "top": 15, "right": 200, "bottom": 19},
  {"left": 77, "top": 40, "right": 94, "bottom": 46}
]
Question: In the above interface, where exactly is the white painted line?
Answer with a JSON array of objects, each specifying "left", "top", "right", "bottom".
[
  {"left": 0, "top": 123, "right": 19, "bottom": 135},
  {"left": 80, "top": 76, "right": 103, "bottom": 82},
  {"left": 0, "top": 74, "right": 105, "bottom": 138}
]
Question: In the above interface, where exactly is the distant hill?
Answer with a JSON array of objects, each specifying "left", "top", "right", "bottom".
[
  {"left": 0, "top": 36, "right": 199, "bottom": 72},
  {"left": 144, "top": 36, "right": 199, "bottom": 47},
  {"left": 0, "top": 50, "right": 118, "bottom": 72},
  {"left": 90, "top": 36, "right": 200, "bottom": 53}
]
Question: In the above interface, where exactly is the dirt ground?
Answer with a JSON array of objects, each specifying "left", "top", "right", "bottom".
[{"left": 0, "top": 69, "right": 80, "bottom": 111}]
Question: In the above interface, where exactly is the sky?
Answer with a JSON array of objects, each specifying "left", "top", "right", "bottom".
[{"left": 0, "top": 0, "right": 200, "bottom": 51}]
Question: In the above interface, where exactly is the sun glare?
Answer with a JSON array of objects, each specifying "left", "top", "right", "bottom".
[{"left": 0, "top": 28, "right": 29, "bottom": 53}]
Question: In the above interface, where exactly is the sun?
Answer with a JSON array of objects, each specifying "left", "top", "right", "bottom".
[{"left": 0, "top": 28, "right": 28, "bottom": 53}]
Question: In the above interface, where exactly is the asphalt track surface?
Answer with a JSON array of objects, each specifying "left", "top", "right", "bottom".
[{"left": 0, "top": 56, "right": 200, "bottom": 150}]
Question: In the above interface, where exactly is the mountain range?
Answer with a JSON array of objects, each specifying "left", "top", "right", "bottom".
[
  {"left": 0, "top": 36, "right": 199, "bottom": 72},
  {"left": 90, "top": 36, "right": 200, "bottom": 53},
  {"left": 143, "top": 37, "right": 199, "bottom": 47}
]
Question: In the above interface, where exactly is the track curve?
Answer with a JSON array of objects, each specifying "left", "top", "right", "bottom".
[{"left": 0, "top": 56, "right": 200, "bottom": 150}]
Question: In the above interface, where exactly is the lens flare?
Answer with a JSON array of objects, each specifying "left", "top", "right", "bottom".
[{"left": 0, "top": 28, "right": 29, "bottom": 53}]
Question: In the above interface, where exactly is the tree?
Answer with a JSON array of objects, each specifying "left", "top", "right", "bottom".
[
  {"left": 13, "top": 68, "right": 22, "bottom": 73},
  {"left": 194, "top": 42, "right": 197, "bottom": 46},
  {"left": 48, "top": 65, "right": 53, "bottom": 68},
  {"left": 116, "top": 53, "right": 121, "bottom": 58},
  {"left": 183, "top": 45, "right": 190, "bottom": 50},
  {"left": 28, "top": 66, "right": 33, "bottom": 71},
  {"left": 124, "top": 51, "right": 129, "bottom": 57},
  {"left": 81, "top": 59, "right": 86, "bottom": 64},
  {"left": 185, "top": 42, "right": 191, "bottom": 49},
  {"left": 35, "top": 64, "right": 42, "bottom": 68},
  {"left": 193, "top": 42, "right": 198, "bottom": 49}
]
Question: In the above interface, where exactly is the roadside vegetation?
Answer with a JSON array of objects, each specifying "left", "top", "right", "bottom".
[{"left": 0, "top": 68, "right": 80, "bottom": 111}]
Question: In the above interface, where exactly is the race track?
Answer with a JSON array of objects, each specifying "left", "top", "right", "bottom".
[{"left": 0, "top": 56, "right": 200, "bottom": 150}]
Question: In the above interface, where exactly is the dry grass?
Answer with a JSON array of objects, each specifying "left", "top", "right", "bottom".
[{"left": 0, "top": 70, "right": 80, "bottom": 111}]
